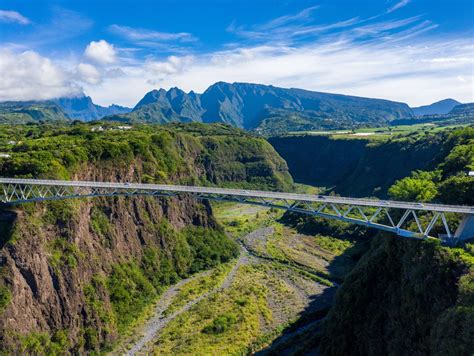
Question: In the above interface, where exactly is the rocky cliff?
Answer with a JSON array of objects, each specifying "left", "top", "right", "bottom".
[{"left": 0, "top": 123, "right": 293, "bottom": 353}]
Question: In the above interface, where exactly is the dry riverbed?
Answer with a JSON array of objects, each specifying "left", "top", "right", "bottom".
[{"left": 115, "top": 203, "right": 354, "bottom": 355}]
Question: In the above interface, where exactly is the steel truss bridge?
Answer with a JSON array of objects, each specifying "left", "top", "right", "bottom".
[{"left": 0, "top": 178, "right": 473, "bottom": 244}]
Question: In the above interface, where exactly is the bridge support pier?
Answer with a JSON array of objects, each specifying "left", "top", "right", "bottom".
[{"left": 454, "top": 214, "right": 474, "bottom": 242}]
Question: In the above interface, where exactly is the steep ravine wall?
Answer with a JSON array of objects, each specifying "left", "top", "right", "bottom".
[
  {"left": 0, "top": 163, "right": 216, "bottom": 352},
  {"left": 319, "top": 237, "right": 474, "bottom": 355},
  {"left": 269, "top": 134, "right": 449, "bottom": 197}
]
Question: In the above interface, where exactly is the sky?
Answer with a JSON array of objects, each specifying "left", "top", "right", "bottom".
[{"left": 0, "top": 0, "right": 473, "bottom": 107}]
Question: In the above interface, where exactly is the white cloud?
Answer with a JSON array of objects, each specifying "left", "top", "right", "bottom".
[
  {"left": 109, "top": 24, "right": 196, "bottom": 42},
  {"left": 387, "top": 0, "right": 411, "bottom": 14},
  {"left": 145, "top": 56, "right": 194, "bottom": 83},
  {"left": 0, "top": 49, "right": 80, "bottom": 101},
  {"left": 83, "top": 36, "right": 474, "bottom": 107},
  {"left": 84, "top": 40, "right": 117, "bottom": 65},
  {"left": 0, "top": 10, "right": 30, "bottom": 25},
  {"left": 77, "top": 63, "right": 101, "bottom": 84},
  {"left": 0, "top": 9, "right": 472, "bottom": 108}
]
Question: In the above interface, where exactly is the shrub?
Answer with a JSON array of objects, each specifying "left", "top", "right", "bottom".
[{"left": 202, "top": 313, "right": 237, "bottom": 334}]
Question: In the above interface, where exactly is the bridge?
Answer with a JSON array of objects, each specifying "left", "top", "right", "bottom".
[{"left": 0, "top": 178, "right": 473, "bottom": 244}]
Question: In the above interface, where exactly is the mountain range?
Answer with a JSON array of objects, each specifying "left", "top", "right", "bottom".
[
  {"left": 0, "top": 82, "right": 470, "bottom": 133},
  {"left": 106, "top": 82, "right": 415, "bottom": 133}
]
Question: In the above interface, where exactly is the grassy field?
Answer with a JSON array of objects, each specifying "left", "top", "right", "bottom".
[
  {"left": 287, "top": 123, "right": 469, "bottom": 140},
  {"left": 211, "top": 201, "right": 283, "bottom": 238},
  {"left": 163, "top": 262, "right": 235, "bottom": 316}
]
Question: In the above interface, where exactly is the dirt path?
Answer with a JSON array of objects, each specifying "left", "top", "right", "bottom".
[{"left": 121, "top": 270, "right": 210, "bottom": 355}]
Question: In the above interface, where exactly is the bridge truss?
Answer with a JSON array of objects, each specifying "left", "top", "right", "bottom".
[{"left": 0, "top": 178, "right": 473, "bottom": 244}]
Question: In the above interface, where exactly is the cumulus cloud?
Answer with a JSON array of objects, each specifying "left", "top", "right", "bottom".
[
  {"left": 0, "top": 49, "right": 80, "bottom": 101},
  {"left": 0, "top": 7, "right": 472, "bottom": 108},
  {"left": 84, "top": 36, "right": 474, "bottom": 107},
  {"left": 77, "top": 63, "right": 101, "bottom": 84},
  {"left": 145, "top": 56, "right": 194, "bottom": 83},
  {"left": 84, "top": 40, "right": 117, "bottom": 65},
  {"left": 0, "top": 10, "right": 30, "bottom": 25}
]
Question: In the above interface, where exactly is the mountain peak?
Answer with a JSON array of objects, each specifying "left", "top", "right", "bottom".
[
  {"left": 125, "top": 82, "right": 414, "bottom": 131},
  {"left": 53, "top": 94, "right": 131, "bottom": 121},
  {"left": 412, "top": 98, "right": 461, "bottom": 116}
]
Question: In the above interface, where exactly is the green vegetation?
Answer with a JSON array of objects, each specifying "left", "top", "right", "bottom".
[
  {"left": 79, "top": 222, "right": 238, "bottom": 351},
  {"left": 107, "top": 261, "right": 157, "bottom": 332},
  {"left": 165, "top": 262, "right": 235, "bottom": 316},
  {"left": 19, "top": 330, "right": 70, "bottom": 355},
  {"left": 152, "top": 264, "right": 274, "bottom": 355},
  {"left": 319, "top": 237, "right": 474, "bottom": 355},
  {"left": 388, "top": 127, "right": 474, "bottom": 204},
  {"left": 388, "top": 170, "right": 439, "bottom": 201},
  {"left": 0, "top": 122, "right": 293, "bottom": 353},
  {"left": 48, "top": 237, "right": 84, "bottom": 271},
  {"left": 0, "top": 285, "right": 11, "bottom": 313},
  {"left": 212, "top": 202, "right": 283, "bottom": 238},
  {"left": 272, "top": 127, "right": 474, "bottom": 355},
  {"left": 0, "top": 101, "right": 70, "bottom": 124},
  {"left": 183, "top": 227, "right": 239, "bottom": 273},
  {"left": 106, "top": 224, "right": 238, "bottom": 334},
  {"left": 0, "top": 122, "right": 292, "bottom": 190},
  {"left": 392, "top": 103, "right": 474, "bottom": 127},
  {"left": 202, "top": 313, "right": 238, "bottom": 334},
  {"left": 105, "top": 82, "right": 414, "bottom": 135},
  {"left": 90, "top": 206, "right": 113, "bottom": 246},
  {"left": 285, "top": 123, "right": 469, "bottom": 139}
]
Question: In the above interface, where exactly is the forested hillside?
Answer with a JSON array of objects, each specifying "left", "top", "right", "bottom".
[
  {"left": 0, "top": 101, "right": 70, "bottom": 124},
  {"left": 0, "top": 123, "right": 292, "bottom": 353}
]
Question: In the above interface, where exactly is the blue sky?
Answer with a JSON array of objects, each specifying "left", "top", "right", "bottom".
[{"left": 0, "top": 0, "right": 473, "bottom": 106}]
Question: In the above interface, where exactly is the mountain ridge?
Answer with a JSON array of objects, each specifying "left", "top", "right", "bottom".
[
  {"left": 53, "top": 94, "right": 131, "bottom": 121},
  {"left": 105, "top": 81, "right": 415, "bottom": 133},
  {"left": 0, "top": 101, "right": 70, "bottom": 124}
]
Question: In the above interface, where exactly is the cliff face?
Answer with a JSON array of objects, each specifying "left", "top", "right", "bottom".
[
  {"left": 0, "top": 123, "right": 293, "bottom": 353},
  {"left": 269, "top": 134, "right": 449, "bottom": 197},
  {"left": 0, "top": 162, "right": 215, "bottom": 351}
]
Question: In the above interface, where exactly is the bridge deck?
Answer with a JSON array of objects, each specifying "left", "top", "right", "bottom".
[{"left": 0, "top": 178, "right": 473, "bottom": 214}]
